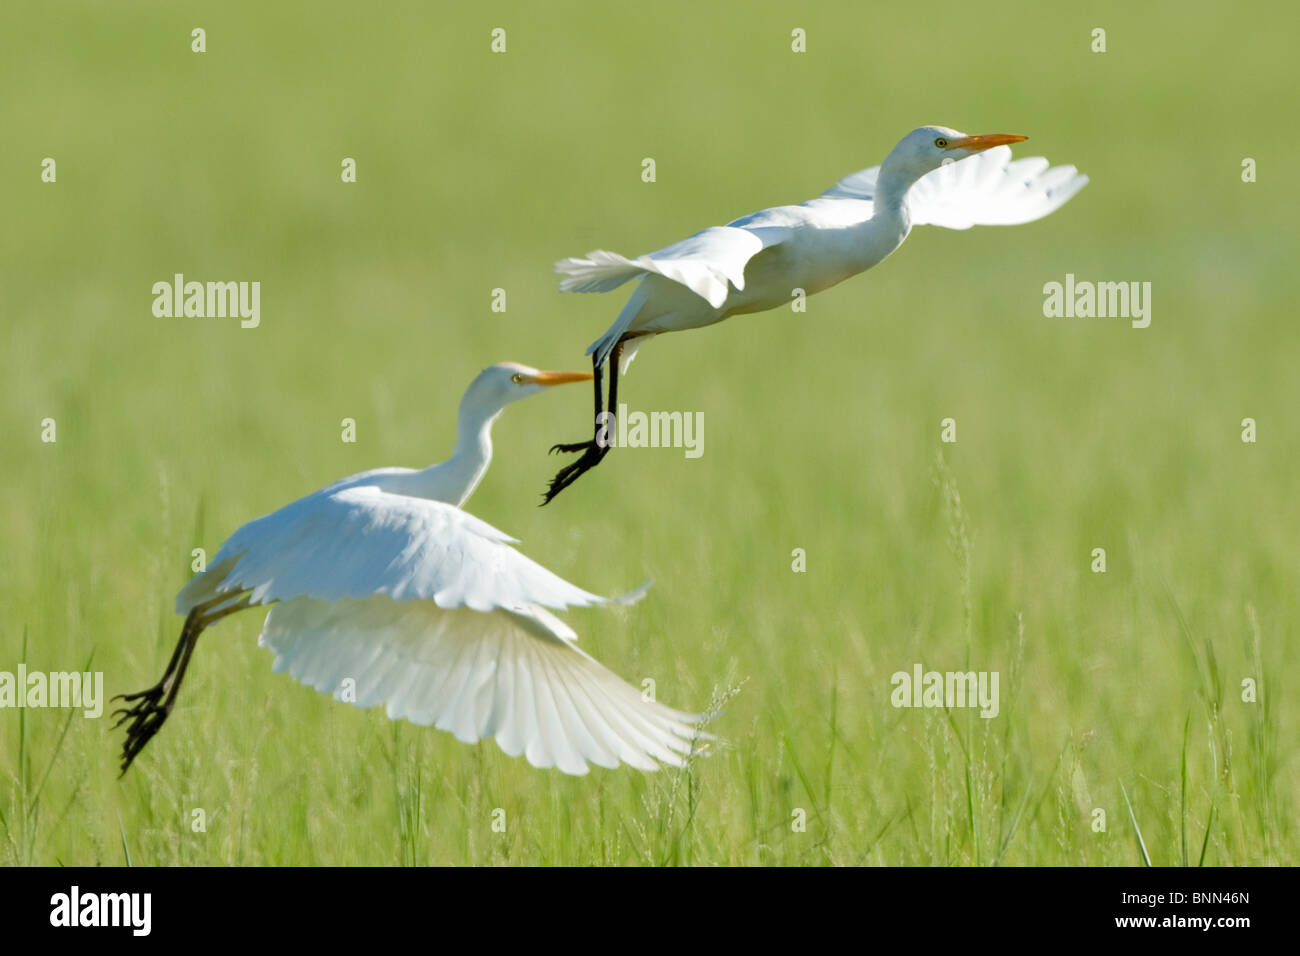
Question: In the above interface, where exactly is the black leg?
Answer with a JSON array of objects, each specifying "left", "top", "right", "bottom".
[
  {"left": 605, "top": 342, "right": 622, "bottom": 441},
  {"left": 129, "top": 608, "right": 197, "bottom": 695},
  {"left": 114, "top": 597, "right": 245, "bottom": 775},
  {"left": 549, "top": 352, "right": 603, "bottom": 456},
  {"left": 541, "top": 343, "right": 622, "bottom": 505},
  {"left": 113, "top": 613, "right": 197, "bottom": 774}
]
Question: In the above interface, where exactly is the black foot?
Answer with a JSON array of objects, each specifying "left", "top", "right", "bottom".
[
  {"left": 549, "top": 439, "right": 592, "bottom": 455},
  {"left": 541, "top": 441, "right": 608, "bottom": 505},
  {"left": 112, "top": 685, "right": 173, "bottom": 775}
]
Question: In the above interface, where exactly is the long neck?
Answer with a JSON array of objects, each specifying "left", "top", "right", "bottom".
[
  {"left": 873, "top": 151, "right": 924, "bottom": 227},
  {"left": 409, "top": 402, "right": 500, "bottom": 506},
  {"left": 825, "top": 154, "right": 919, "bottom": 280},
  {"left": 835, "top": 151, "right": 923, "bottom": 275}
]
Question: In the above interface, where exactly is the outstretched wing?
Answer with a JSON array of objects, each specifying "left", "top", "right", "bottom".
[
  {"left": 260, "top": 595, "right": 706, "bottom": 774},
  {"left": 177, "top": 484, "right": 702, "bottom": 774},
  {"left": 820, "top": 165, "right": 883, "bottom": 204},
  {"left": 178, "top": 484, "right": 639, "bottom": 613},
  {"left": 821, "top": 145, "right": 1088, "bottom": 229},
  {"left": 557, "top": 222, "right": 790, "bottom": 310}
]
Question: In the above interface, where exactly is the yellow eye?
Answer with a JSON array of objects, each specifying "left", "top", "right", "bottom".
[
  {"left": 934, "top": 137, "right": 948, "bottom": 148},
  {"left": 511, "top": 373, "right": 524, "bottom": 384}
]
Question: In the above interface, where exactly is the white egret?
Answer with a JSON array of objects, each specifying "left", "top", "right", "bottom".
[
  {"left": 115, "top": 362, "right": 707, "bottom": 776},
  {"left": 542, "top": 125, "right": 1089, "bottom": 501}
]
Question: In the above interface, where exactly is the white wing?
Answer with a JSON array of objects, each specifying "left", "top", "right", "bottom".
[
  {"left": 821, "top": 145, "right": 1088, "bottom": 229},
  {"left": 820, "top": 165, "right": 882, "bottom": 203},
  {"left": 177, "top": 484, "right": 701, "bottom": 774},
  {"left": 260, "top": 595, "right": 705, "bottom": 774},
  {"left": 560, "top": 145, "right": 1084, "bottom": 314},
  {"left": 557, "top": 223, "right": 788, "bottom": 310},
  {"left": 178, "top": 484, "right": 627, "bottom": 612}
]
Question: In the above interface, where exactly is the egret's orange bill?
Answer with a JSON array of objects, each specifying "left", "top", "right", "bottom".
[
  {"left": 947, "top": 133, "right": 1028, "bottom": 152},
  {"left": 530, "top": 370, "right": 595, "bottom": 386}
]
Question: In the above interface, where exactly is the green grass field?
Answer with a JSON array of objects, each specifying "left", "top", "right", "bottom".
[{"left": 2, "top": 0, "right": 1296, "bottom": 865}]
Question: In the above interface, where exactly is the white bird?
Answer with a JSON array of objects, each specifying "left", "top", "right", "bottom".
[
  {"left": 542, "top": 125, "right": 1089, "bottom": 501},
  {"left": 115, "top": 362, "right": 708, "bottom": 776}
]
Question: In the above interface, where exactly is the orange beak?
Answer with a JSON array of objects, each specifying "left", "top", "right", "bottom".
[
  {"left": 947, "top": 133, "right": 1028, "bottom": 152},
  {"left": 528, "top": 370, "right": 594, "bottom": 386}
]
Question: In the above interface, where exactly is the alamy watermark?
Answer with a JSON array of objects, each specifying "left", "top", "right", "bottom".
[
  {"left": 50, "top": 886, "right": 151, "bottom": 936},
  {"left": 1042, "top": 273, "right": 1151, "bottom": 328},
  {"left": 596, "top": 404, "right": 704, "bottom": 458},
  {"left": 890, "top": 664, "right": 999, "bottom": 718},
  {"left": 152, "top": 273, "right": 260, "bottom": 328},
  {"left": 0, "top": 665, "right": 104, "bottom": 718}
]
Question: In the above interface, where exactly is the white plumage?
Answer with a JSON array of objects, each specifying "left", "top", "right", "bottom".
[
  {"left": 179, "top": 485, "right": 610, "bottom": 611},
  {"left": 542, "top": 126, "right": 1089, "bottom": 503},
  {"left": 261, "top": 597, "right": 690, "bottom": 774},
  {"left": 819, "top": 144, "right": 1087, "bottom": 227},
  {"left": 557, "top": 226, "right": 767, "bottom": 309},
  {"left": 558, "top": 132, "right": 1088, "bottom": 368},
  {"left": 115, "top": 362, "right": 707, "bottom": 776}
]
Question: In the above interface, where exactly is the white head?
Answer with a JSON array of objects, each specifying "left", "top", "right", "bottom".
[
  {"left": 882, "top": 125, "right": 1028, "bottom": 184},
  {"left": 431, "top": 361, "right": 593, "bottom": 505},
  {"left": 459, "top": 361, "right": 593, "bottom": 423}
]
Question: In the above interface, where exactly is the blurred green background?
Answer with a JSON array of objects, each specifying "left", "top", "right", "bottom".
[{"left": 1, "top": 0, "right": 1296, "bottom": 865}]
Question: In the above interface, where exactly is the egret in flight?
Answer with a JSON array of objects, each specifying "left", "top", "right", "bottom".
[
  {"left": 542, "top": 125, "right": 1088, "bottom": 502},
  {"left": 115, "top": 363, "right": 707, "bottom": 776}
]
